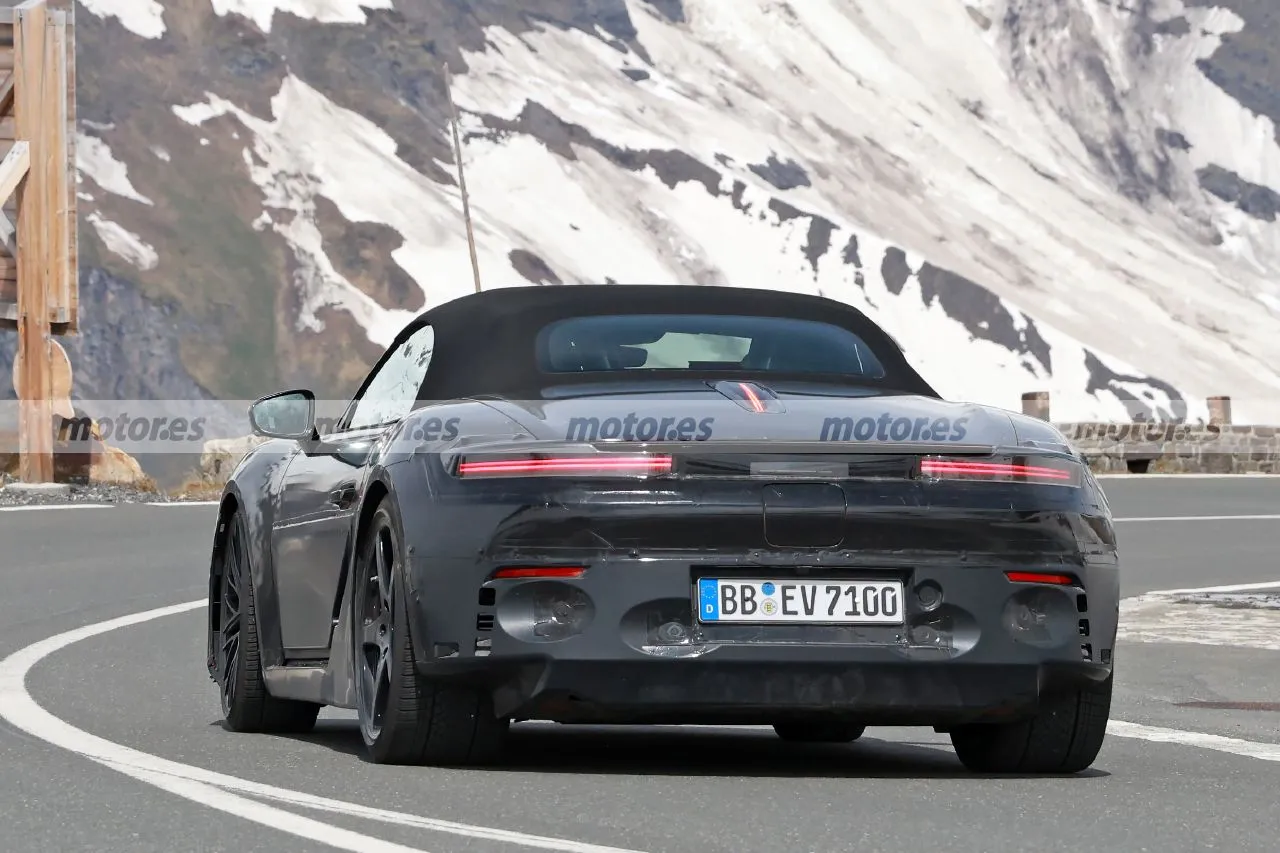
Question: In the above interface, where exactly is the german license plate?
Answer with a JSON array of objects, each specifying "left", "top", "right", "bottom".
[{"left": 696, "top": 578, "right": 904, "bottom": 624}]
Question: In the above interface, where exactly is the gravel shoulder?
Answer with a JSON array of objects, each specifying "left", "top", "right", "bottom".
[{"left": 0, "top": 472, "right": 220, "bottom": 506}]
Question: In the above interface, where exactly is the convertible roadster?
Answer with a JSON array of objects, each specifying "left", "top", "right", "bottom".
[{"left": 207, "top": 284, "right": 1117, "bottom": 773}]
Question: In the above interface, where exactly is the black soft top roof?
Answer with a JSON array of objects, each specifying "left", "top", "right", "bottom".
[{"left": 395, "top": 284, "right": 938, "bottom": 401}]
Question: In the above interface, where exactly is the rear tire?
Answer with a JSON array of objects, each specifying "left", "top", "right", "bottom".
[
  {"left": 215, "top": 510, "right": 321, "bottom": 734},
  {"left": 949, "top": 676, "right": 1112, "bottom": 774},
  {"left": 353, "top": 497, "right": 509, "bottom": 766},
  {"left": 773, "top": 722, "right": 866, "bottom": 743}
]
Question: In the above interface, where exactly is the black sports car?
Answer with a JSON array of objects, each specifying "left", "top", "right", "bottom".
[{"left": 207, "top": 284, "right": 1118, "bottom": 773}]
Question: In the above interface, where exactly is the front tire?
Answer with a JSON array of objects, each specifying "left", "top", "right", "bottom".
[
  {"left": 949, "top": 676, "right": 1112, "bottom": 774},
  {"left": 214, "top": 509, "right": 320, "bottom": 733},
  {"left": 353, "top": 497, "right": 508, "bottom": 766}
]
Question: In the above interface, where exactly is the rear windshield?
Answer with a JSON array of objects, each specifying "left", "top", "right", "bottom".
[{"left": 536, "top": 314, "right": 887, "bottom": 377}]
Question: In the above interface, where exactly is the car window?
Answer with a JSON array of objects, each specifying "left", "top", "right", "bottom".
[
  {"left": 640, "top": 331, "right": 753, "bottom": 367},
  {"left": 346, "top": 325, "right": 436, "bottom": 430},
  {"left": 536, "top": 314, "right": 885, "bottom": 377}
]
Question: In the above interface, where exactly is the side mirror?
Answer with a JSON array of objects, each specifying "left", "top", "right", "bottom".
[{"left": 249, "top": 390, "right": 317, "bottom": 440}]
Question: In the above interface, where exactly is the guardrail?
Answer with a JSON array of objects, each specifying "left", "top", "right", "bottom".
[{"left": 1021, "top": 391, "right": 1278, "bottom": 474}]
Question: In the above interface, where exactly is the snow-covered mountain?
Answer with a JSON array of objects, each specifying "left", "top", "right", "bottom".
[{"left": 19, "top": 0, "right": 1280, "bottom": 421}]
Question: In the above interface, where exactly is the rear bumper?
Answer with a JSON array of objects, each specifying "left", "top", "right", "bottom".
[
  {"left": 422, "top": 655, "right": 1111, "bottom": 726},
  {"left": 406, "top": 552, "right": 1119, "bottom": 726}
]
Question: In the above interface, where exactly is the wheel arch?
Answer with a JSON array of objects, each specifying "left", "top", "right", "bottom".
[
  {"left": 206, "top": 491, "right": 241, "bottom": 680},
  {"left": 340, "top": 475, "right": 392, "bottom": 632},
  {"left": 207, "top": 442, "right": 296, "bottom": 676},
  {"left": 335, "top": 461, "right": 438, "bottom": 687},
  {"left": 324, "top": 472, "right": 394, "bottom": 706}
]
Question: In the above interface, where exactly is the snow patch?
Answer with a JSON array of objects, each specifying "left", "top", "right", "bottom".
[
  {"left": 1171, "top": 6, "right": 1280, "bottom": 192},
  {"left": 173, "top": 76, "right": 511, "bottom": 346},
  {"left": 173, "top": 103, "right": 226, "bottom": 126},
  {"left": 143, "top": 0, "right": 1280, "bottom": 421},
  {"left": 77, "top": 0, "right": 164, "bottom": 39},
  {"left": 76, "top": 134, "right": 153, "bottom": 206},
  {"left": 1120, "top": 592, "right": 1280, "bottom": 651},
  {"left": 437, "top": 6, "right": 1269, "bottom": 417},
  {"left": 86, "top": 212, "right": 159, "bottom": 271},
  {"left": 208, "top": 0, "right": 394, "bottom": 33}
]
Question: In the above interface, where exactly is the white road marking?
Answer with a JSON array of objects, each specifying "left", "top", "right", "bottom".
[
  {"left": 1141, "top": 580, "right": 1280, "bottom": 595},
  {"left": 1096, "top": 473, "right": 1274, "bottom": 479},
  {"left": 1114, "top": 514, "right": 1280, "bottom": 522},
  {"left": 0, "top": 503, "right": 116, "bottom": 512},
  {"left": 0, "top": 600, "right": 646, "bottom": 853},
  {"left": 105, "top": 763, "right": 434, "bottom": 853},
  {"left": 0, "top": 501, "right": 220, "bottom": 512},
  {"left": 1107, "top": 721, "right": 1280, "bottom": 761},
  {"left": 6, "top": 592, "right": 1280, "bottom": 853}
]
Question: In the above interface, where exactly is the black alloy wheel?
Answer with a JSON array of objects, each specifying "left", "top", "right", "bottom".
[
  {"left": 355, "top": 512, "right": 398, "bottom": 745},
  {"left": 351, "top": 498, "right": 509, "bottom": 765},
  {"left": 215, "top": 509, "right": 320, "bottom": 733},
  {"left": 217, "top": 521, "right": 243, "bottom": 719}
]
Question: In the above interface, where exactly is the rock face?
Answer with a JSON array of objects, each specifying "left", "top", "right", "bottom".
[
  {"left": 198, "top": 434, "right": 269, "bottom": 484},
  {"left": 90, "top": 443, "right": 150, "bottom": 485},
  {"left": 5, "top": 0, "right": 1278, "bottom": 429},
  {"left": 0, "top": 268, "right": 218, "bottom": 404}
]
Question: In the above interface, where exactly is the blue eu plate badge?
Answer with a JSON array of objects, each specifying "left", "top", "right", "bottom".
[{"left": 698, "top": 578, "right": 720, "bottom": 620}]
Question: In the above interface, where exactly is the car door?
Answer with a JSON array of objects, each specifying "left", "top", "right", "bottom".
[{"left": 271, "top": 324, "right": 437, "bottom": 657}]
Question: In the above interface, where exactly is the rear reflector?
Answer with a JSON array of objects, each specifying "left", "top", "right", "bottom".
[
  {"left": 456, "top": 454, "right": 673, "bottom": 478},
  {"left": 1006, "top": 571, "right": 1076, "bottom": 585},
  {"left": 918, "top": 455, "right": 1080, "bottom": 486},
  {"left": 492, "top": 566, "right": 586, "bottom": 579}
]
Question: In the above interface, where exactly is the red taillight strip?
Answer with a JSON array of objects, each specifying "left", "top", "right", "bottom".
[
  {"left": 738, "top": 382, "right": 766, "bottom": 413},
  {"left": 920, "top": 459, "right": 1075, "bottom": 482},
  {"left": 492, "top": 566, "right": 585, "bottom": 579},
  {"left": 1006, "top": 571, "right": 1076, "bottom": 585},
  {"left": 457, "top": 455, "right": 673, "bottom": 477}
]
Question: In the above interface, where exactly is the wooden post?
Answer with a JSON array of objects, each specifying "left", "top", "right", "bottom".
[
  {"left": 14, "top": 0, "right": 52, "bottom": 483},
  {"left": 1021, "top": 390, "right": 1050, "bottom": 421},
  {"left": 45, "top": 9, "right": 68, "bottom": 320},
  {"left": 0, "top": 2, "right": 75, "bottom": 485},
  {"left": 1207, "top": 395, "right": 1232, "bottom": 426}
]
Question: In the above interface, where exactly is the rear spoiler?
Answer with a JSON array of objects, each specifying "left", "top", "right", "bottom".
[
  {"left": 436, "top": 438, "right": 1001, "bottom": 458},
  {"left": 627, "top": 440, "right": 1002, "bottom": 456}
]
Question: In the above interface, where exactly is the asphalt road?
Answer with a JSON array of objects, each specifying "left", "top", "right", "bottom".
[{"left": 1, "top": 477, "right": 1278, "bottom": 852}]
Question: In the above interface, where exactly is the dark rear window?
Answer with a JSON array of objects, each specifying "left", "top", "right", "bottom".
[{"left": 536, "top": 314, "right": 887, "bottom": 377}]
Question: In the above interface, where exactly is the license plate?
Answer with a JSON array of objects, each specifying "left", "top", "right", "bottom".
[{"left": 696, "top": 578, "right": 904, "bottom": 625}]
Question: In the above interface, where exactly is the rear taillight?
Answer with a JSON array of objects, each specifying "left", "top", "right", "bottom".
[
  {"left": 917, "top": 455, "right": 1080, "bottom": 486},
  {"left": 454, "top": 452, "right": 673, "bottom": 478},
  {"left": 1006, "top": 571, "right": 1076, "bottom": 585},
  {"left": 491, "top": 566, "right": 586, "bottom": 579}
]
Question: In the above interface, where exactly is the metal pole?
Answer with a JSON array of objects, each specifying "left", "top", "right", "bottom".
[{"left": 443, "top": 63, "right": 482, "bottom": 294}]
